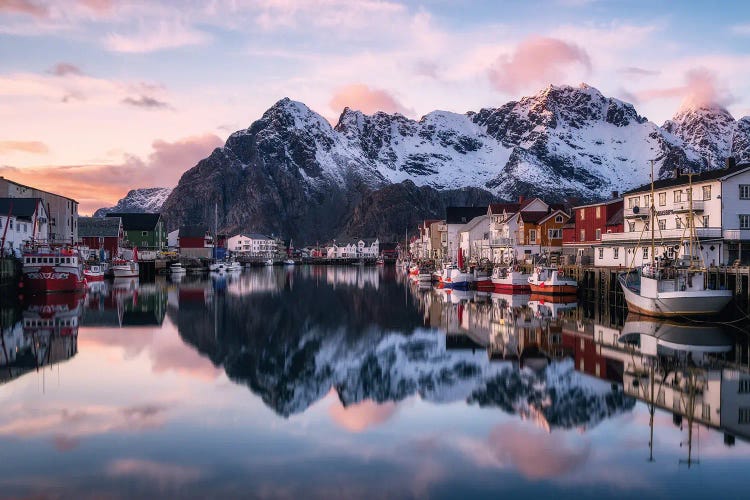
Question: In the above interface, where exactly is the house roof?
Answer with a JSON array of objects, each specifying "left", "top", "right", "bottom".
[
  {"left": 459, "top": 215, "right": 489, "bottom": 232},
  {"left": 0, "top": 197, "right": 42, "bottom": 220},
  {"left": 446, "top": 206, "right": 487, "bottom": 224},
  {"left": 518, "top": 211, "right": 549, "bottom": 224},
  {"left": 179, "top": 225, "right": 209, "bottom": 238},
  {"left": 78, "top": 216, "right": 121, "bottom": 237},
  {"left": 106, "top": 212, "right": 161, "bottom": 231},
  {"left": 538, "top": 209, "right": 570, "bottom": 225},
  {"left": 572, "top": 198, "right": 623, "bottom": 210},
  {"left": 488, "top": 202, "right": 521, "bottom": 214},
  {"left": 606, "top": 207, "right": 624, "bottom": 226},
  {"left": 0, "top": 176, "right": 78, "bottom": 203},
  {"left": 623, "top": 162, "right": 750, "bottom": 195}
]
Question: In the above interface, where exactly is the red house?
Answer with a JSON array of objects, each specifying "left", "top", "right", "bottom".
[
  {"left": 178, "top": 225, "right": 213, "bottom": 258},
  {"left": 562, "top": 194, "right": 623, "bottom": 263},
  {"left": 77, "top": 216, "right": 123, "bottom": 259}
]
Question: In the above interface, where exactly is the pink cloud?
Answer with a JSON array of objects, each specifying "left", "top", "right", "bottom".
[
  {"left": 106, "top": 458, "right": 203, "bottom": 486},
  {"left": 329, "top": 83, "right": 411, "bottom": 116},
  {"left": 0, "top": 0, "right": 49, "bottom": 18},
  {"left": 329, "top": 398, "right": 398, "bottom": 432},
  {"left": 488, "top": 36, "right": 591, "bottom": 94},
  {"left": 48, "top": 62, "right": 84, "bottom": 77},
  {"left": 0, "top": 140, "right": 48, "bottom": 154},
  {"left": 635, "top": 68, "right": 734, "bottom": 110},
  {"left": 0, "top": 133, "right": 222, "bottom": 214}
]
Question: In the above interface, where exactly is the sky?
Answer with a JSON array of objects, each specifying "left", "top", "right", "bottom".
[{"left": 2, "top": 0, "right": 750, "bottom": 214}]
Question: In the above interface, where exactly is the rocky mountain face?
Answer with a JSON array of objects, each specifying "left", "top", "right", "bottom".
[
  {"left": 93, "top": 187, "right": 172, "bottom": 217},
  {"left": 158, "top": 84, "right": 750, "bottom": 242}
]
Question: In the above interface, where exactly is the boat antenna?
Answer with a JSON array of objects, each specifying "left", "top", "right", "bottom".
[{"left": 650, "top": 159, "right": 655, "bottom": 268}]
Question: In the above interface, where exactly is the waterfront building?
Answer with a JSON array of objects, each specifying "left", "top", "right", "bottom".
[
  {"left": 446, "top": 207, "right": 488, "bottom": 262},
  {"left": 227, "top": 233, "right": 276, "bottom": 257},
  {"left": 105, "top": 213, "right": 166, "bottom": 250},
  {"left": 77, "top": 216, "right": 123, "bottom": 260},
  {"left": 0, "top": 176, "right": 78, "bottom": 245},
  {"left": 0, "top": 198, "right": 49, "bottom": 255},
  {"left": 326, "top": 238, "right": 379, "bottom": 258},
  {"left": 562, "top": 194, "right": 623, "bottom": 265},
  {"left": 177, "top": 225, "right": 214, "bottom": 259},
  {"left": 488, "top": 197, "right": 549, "bottom": 263},
  {"left": 457, "top": 215, "right": 491, "bottom": 263},
  {"left": 596, "top": 160, "right": 750, "bottom": 267}
]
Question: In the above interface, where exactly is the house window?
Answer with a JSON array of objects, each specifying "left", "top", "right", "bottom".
[
  {"left": 643, "top": 247, "right": 649, "bottom": 259},
  {"left": 674, "top": 190, "right": 682, "bottom": 202},
  {"left": 596, "top": 206, "right": 601, "bottom": 219},
  {"left": 613, "top": 247, "right": 619, "bottom": 259},
  {"left": 658, "top": 219, "right": 666, "bottom": 230},
  {"left": 548, "top": 228, "right": 562, "bottom": 239},
  {"left": 598, "top": 247, "right": 604, "bottom": 259},
  {"left": 676, "top": 218, "right": 682, "bottom": 229},
  {"left": 529, "top": 229, "right": 537, "bottom": 243},
  {"left": 702, "top": 404, "right": 711, "bottom": 420},
  {"left": 644, "top": 194, "right": 650, "bottom": 207},
  {"left": 628, "top": 222, "right": 635, "bottom": 232},
  {"left": 8, "top": 220, "right": 12, "bottom": 229},
  {"left": 702, "top": 185, "right": 711, "bottom": 200},
  {"left": 740, "top": 408, "right": 750, "bottom": 424},
  {"left": 702, "top": 216, "right": 709, "bottom": 227},
  {"left": 740, "top": 185, "right": 750, "bottom": 200},
  {"left": 628, "top": 197, "right": 639, "bottom": 208},
  {"left": 739, "top": 379, "right": 750, "bottom": 393},
  {"left": 141, "top": 231, "right": 148, "bottom": 236},
  {"left": 658, "top": 192, "right": 666, "bottom": 206},
  {"left": 595, "top": 228, "right": 601, "bottom": 241},
  {"left": 555, "top": 215, "right": 563, "bottom": 223},
  {"left": 580, "top": 210, "right": 585, "bottom": 221},
  {"left": 740, "top": 215, "right": 750, "bottom": 230},
  {"left": 580, "top": 229, "right": 586, "bottom": 241}
]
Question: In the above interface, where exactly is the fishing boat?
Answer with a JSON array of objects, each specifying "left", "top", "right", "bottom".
[
  {"left": 474, "top": 267, "right": 494, "bottom": 291},
  {"left": 445, "top": 250, "right": 474, "bottom": 289},
  {"left": 83, "top": 264, "right": 105, "bottom": 282},
  {"left": 170, "top": 263, "right": 187, "bottom": 274},
  {"left": 527, "top": 266, "right": 577, "bottom": 295},
  {"left": 111, "top": 259, "right": 139, "bottom": 278},
  {"left": 376, "top": 256, "right": 385, "bottom": 266},
  {"left": 491, "top": 265, "right": 531, "bottom": 293},
  {"left": 618, "top": 162, "right": 732, "bottom": 317},
  {"left": 264, "top": 258, "right": 274, "bottom": 266},
  {"left": 416, "top": 266, "right": 432, "bottom": 283},
  {"left": 283, "top": 259, "right": 295, "bottom": 266},
  {"left": 21, "top": 246, "right": 86, "bottom": 293},
  {"left": 226, "top": 260, "right": 242, "bottom": 272}
]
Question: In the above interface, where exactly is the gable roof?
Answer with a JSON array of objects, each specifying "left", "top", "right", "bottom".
[
  {"left": 446, "top": 206, "right": 487, "bottom": 224},
  {"left": 538, "top": 209, "right": 570, "bottom": 225},
  {"left": 179, "top": 225, "right": 209, "bottom": 238},
  {"left": 606, "top": 207, "right": 624, "bottom": 226},
  {"left": 518, "top": 211, "right": 549, "bottom": 224},
  {"left": 572, "top": 198, "right": 622, "bottom": 210},
  {"left": 488, "top": 202, "right": 521, "bottom": 214},
  {"left": 106, "top": 212, "right": 161, "bottom": 231},
  {"left": 459, "top": 215, "right": 489, "bottom": 232},
  {"left": 0, "top": 198, "right": 42, "bottom": 220},
  {"left": 78, "top": 216, "right": 121, "bottom": 237},
  {"left": 623, "top": 162, "right": 750, "bottom": 195}
]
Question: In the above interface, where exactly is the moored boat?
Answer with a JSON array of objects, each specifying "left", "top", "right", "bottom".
[
  {"left": 264, "top": 258, "right": 274, "bottom": 266},
  {"left": 83, "top": 264, "right": 105, "bottom": 282},
  {"left": 527, "top": 266, "right": 577, "bottom": 295},
  {"left": 170, "top": 263, "right": 187, "bottom": 274},
  {"left": 21, "top": 246, "right": 86, "bottom": 293},
  {"left": 111, "top": 259, "right": 139, "bottom": 278},
  {"left": 491, "top": 266, "right": 531, "bottom": 293},
  {"left": 283, "top": 259, "right": 295, "bottom": 266}
]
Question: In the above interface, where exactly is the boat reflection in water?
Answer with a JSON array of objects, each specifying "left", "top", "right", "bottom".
[{"left": 1, "top": 294, "right": 81, "bottom": 386}]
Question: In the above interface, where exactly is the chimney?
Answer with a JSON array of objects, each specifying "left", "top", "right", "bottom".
[
  {"left": 674, "top": 167, "right": 681, "bottom": 179},
  {"left": 518, "top": 195, "right": 525, "bottom": 204},
  {"left": 611, "top": 190, "right": 619, "bottom": 199},
  {"left": 726, "top": 156, "right": 736, "bottom": 170}
]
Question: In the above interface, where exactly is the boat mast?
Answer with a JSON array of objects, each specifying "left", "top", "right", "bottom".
[
  {"left": 687, "top": 172, "right": 695, "bottom": 268},
  {"left": 650, "top": 159, "right": 655, "bottom": 268}
]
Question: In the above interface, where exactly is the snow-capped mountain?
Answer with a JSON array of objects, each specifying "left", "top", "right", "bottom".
[
  {"left": 94, "top": 187, "right": 172, "bottom": 217},
  {"left": 663, "top": 104, "right": 739, "bottom": 168},
  {"left": 159, "top": 83, "right": 750, "bottom": 241}
]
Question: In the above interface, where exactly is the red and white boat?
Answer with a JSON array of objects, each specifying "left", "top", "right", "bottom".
[
  {"left": 83, "top": 264, "right": 105, "bottom": 282},
  {"left": 491, "top": 266, "right": 531, "bottom": 293},
  {"left": 21, "top": 246, "right": 86, "bottom": 294},
  {"left": 474, "top": 268, "right": 494, "bottom": 291},
  {"left": 527, "top": 266, "right": 577, "bottom": 295}
]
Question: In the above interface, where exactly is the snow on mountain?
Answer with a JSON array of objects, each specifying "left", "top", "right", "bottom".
[
  {"left": 663, "top": 104, "right": 737, "bottom": 168},
  {"left": 94, "top": 187, "right": 172, "bottom": 217}
]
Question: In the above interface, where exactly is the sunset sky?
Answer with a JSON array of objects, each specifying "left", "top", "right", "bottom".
[{"left": 2, "top": 0, "right": 750, "bottom": 214}]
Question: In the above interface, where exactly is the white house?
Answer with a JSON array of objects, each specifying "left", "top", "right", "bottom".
[
  {"left": 326, "top": 238, "right": 379, "bottom": 258},
  {"left": 445, "top": 207, "right": 488, "bottom": 263},
  {"left": 0, "top": 198, "right": 49, "bottom": 256},
  {"left": 596, "top": 161, "right": 750, "bottom": 267},
  {"left": 167, "top": 229, "right": 179, "bottom": 249},
  {"left": 227, "top": 233, "right": 276, "bottom": 256},
  {"left": 458, "top": 215, "right": 491, "bottom": 263},
  {"left": 487, "top": 198, "right": 551, "bottom": 263}
]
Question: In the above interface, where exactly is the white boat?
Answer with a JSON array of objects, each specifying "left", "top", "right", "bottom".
[
  {"left": 170, "top": 263, "right": 186, "bottom": 274},
  {"left": 226, "top": 260, "right": 242, "bottom": 271},
  {"left": 445, "top": 268, "right": 474, "bottom": 289},
  {"left": 527, "top": 266, "right": 577, "bottom": 295},
  {"left": 283, "top": 259, "right": 295, "bottom": 266},
  {"left": 264, "top": 258, "right": 274, "bottom": 266},
  {"left": 618, "top": 163, "right": 732, "bottom": 317},
  {"left": 491, "top": 266, "right": 531, "bottom": 293},
  {"left": 110, "top": 260, "right": 139, "bottom": 278},
  {"left": 416, "top": 266, "right": 432, "bottom": 283}
]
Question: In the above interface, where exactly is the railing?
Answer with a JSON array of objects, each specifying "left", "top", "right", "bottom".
[
  {"left": 673, "top": 200, "right": 704, "bottom": 213},
  {"left": 489, "top": 237, "right": 515, "bottom": 246},
  {"left": 623, "top": 206, "right": 648, "bottom": 218},
  {"left": 600, "top": 227, "right": 722, "bottom": 242},
  {"left": 723, "top": 229, "right": 750, "bottom": 240}
]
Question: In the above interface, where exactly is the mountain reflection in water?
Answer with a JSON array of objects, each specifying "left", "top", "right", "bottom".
[{"left": 1, "top": 266, "right": 750, "bottom": 498}]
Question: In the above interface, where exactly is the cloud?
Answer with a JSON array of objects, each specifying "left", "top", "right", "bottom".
[
  {"left": 0, "top": 0, "right": 49, "bottom": 18},
  {"left": 730, "top": 23, "right": 750, "bottom": 36},
  {"left": 329, "top": 83, "right": 411, "bottom": 116},
  {"left": 619, "top": 66, "right": 659, "bottom": 77},
  {"left": 635, "top": 68, "right": 734, "bottom": 110},
  {"left": 122, "top": 95, "right": 171, "bottom": 110},
  {"left": 488, "top": 36, "right": 591, "bottom": 94},
  {"left": 106, "top": 459, "right": 203, "bottom": 486},
  {"left": 329, "top": 399, "right": 398, "bottom": 432},
  {"left": 49, "top": 62, "right": 84, "bottom": 77},
  {"left": 0, "top": 140, "right": 48, "bottom": 154},
  {"left": 104, "top": 20, "right": 211, "bottom": 53},
  {"left": 0, "top": 133, "right": 223, "bottom": 214}
]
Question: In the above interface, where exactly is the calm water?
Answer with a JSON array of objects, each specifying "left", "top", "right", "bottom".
[{"left": 2, "top": 266, "right": 750, "bottom": 499}]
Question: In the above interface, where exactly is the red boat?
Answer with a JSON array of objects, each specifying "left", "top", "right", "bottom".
[
  {"left": 21, "top": 246, "right": 86, "bottom": 294},
  {"left": 83, "top": 264, "right": 105, "bottom": 282}
]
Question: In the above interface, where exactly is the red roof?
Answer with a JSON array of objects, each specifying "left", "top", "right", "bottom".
[
  {"left": 518, "top": 211, "right": 549, "bottom": 224},
  {"left": 488, "top": 203, "right": 520, "bottom": 214}
]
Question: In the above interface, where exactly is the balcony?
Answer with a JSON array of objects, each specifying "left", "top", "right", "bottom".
[
  {"left": 624, "top": 206, "right": 648, "bottom": 219},
  {"left": 490, "top": 237, "right": 515, "bottom": 247},
  {"left": 723, "top": 229, "right": 750, "bottom": 240},
  {"left": 673, "top": 200, "right": 704, "bottom": 213},
  {"left": 600, "top": 227, "right": 722, "bottom": 243}
]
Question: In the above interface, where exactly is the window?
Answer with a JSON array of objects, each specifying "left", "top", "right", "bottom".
[
  {"left": 8, "top": 219, "right": 12, "bottom": 229},
  {"left": 580, "top": 210, "right": 585, "bottom": 221},
  {"left": 658, "top": 219, "right": 666, "bottom": 230},
  {"left": 702, "top": 404, "right": 711, "bottom": 420},
  {"left": 740, "top": 379, "right": 750, "bottom": 393},
  {"left": 580, "top": 229, "right": 586, "bottom": 241},
  {"left": 628, "top": 197, "right": 639, "bottom": 208},
  {"left": 548, "top": 228, "right": 562, "bottom": 239},
  {"left": 702, "top": 185, "right": 711, "bottom": 200},
  {"left": 741, "top": 185, "right": 750, "bottom": 200},
  {"left": 740, "top": 215, "right": 750, "bottom": 230},
  {"left": 628, "top": 222, "right": 635, "bottom": 232},
  {"left": 613, "top": 247, "right": 619, "bottom": 259},
  {"left": 643, "top": 247, "right": 649, "bottom": 259},
  {"left": 658, "top": 192, "right": 666, "bottom": 206},
  {"left": 702, "top": 216, "right": 709, "bottom": 227},
  {"left": 555, "top": 215, "right": 563, "bottom": 223},
  {"left": 141, "top": 231, "right": 148, "bottom": 236},
  {"left": 598, "top": 248, "right": 604, "bottom": 259},
  {"left": 644, "top": 194, "right": 650, "bottom": 207},
  {"left": 674, "top": 190, "right": 682, "bottom": 202},
  {"left": 596, "top": 206, "right": 601, "bottom": 219},
  {"left": 595, "top": 228, "right": 601, "bottom": 241},
  {"left": 529, "top": 229, "right": 537, "bottom": 243},
  {"left": 676, "top": 218, "right": 682, "bottom": 229},
  {"left": 740, "top": 408, "right": 750, "bottom": 424}
]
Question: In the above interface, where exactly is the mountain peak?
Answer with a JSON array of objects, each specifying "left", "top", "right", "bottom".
[{"left": 93, "top": 187, "right": 172, "bottom": 217}]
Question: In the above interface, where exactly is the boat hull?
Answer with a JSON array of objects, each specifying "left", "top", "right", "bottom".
[
  {"left": 492, "top": 282, "right": 531, "bottom": 293},
  {"left": 528, "top": 284, "right": 577, "bottom": 295},
  {"left": 619, "top": 278, "right": 732, "bottom": 317},
  {"left": 22, "top": 268, "right": 85, "bottom": 293}
]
